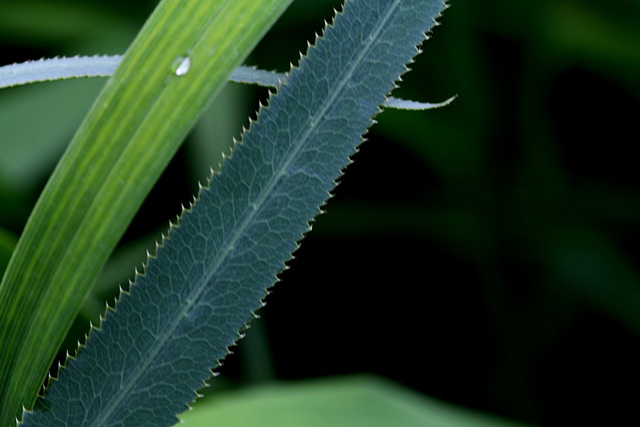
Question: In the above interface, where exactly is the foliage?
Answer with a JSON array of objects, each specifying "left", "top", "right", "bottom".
[
  {"left": 2, "top": 0, "right": 639, "bottom": 425},
  {"left": 0, "top": 0, "right": 294, "bottom": 423},
  {"left": 0, "top": 0, "right": 480, "bottom": 426}
]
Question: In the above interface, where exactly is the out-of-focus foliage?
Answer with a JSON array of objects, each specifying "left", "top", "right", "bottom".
[
  {"left": 179, "top": 375, "right": 528, "bottom": 427},
  {"left": 1, "top": 0, "right": 639, "bottom": 425}
]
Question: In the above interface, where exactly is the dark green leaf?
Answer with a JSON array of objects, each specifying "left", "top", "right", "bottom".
[{"left": 21, "top": 0, "right": 446, "bottom": 425}]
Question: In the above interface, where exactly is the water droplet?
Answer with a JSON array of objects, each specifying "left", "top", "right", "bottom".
[{"left": 174, "top": 56, "right": 191, "bottom": 76}]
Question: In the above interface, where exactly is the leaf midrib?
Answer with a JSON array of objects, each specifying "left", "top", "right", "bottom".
[
  {"left": 91, "top": 1, "right": 400, "bottom": 424},
  {"left": 81, "top": 5, "right": 249, "bottom": 427},
  {"left": 0, "top": 1, "right": 208, "bottom": 416}
]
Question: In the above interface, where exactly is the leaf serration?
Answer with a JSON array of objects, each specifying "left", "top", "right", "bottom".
[{"left": 20, "top": 0, "right": 448, "bottom": 425}]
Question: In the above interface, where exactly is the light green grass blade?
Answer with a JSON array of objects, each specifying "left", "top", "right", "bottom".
[
  {"left": 0, "top": 0, "right": 293, "bottom": 425},
  {"left": 20, "top": 0, "right": 447, "bottom": 425}
]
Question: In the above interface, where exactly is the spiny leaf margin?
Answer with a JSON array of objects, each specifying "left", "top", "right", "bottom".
[
  {"left": 0, "top": 0, "right": 293, "bottom": 425},
  {"left": 20, "top": 0, "right": 447, "bottom": 425}
]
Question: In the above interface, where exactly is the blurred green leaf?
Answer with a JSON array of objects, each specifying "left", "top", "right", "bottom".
[
  {"left": 541, "top": 225, "right": 640, "bottom": 334},
  {"left": 180, "top": 376, "right": 528, "bottom": 427},
  {"left": 0, "top": 79, "right": 104, "bottom": 191},
  {"left": 0, "top": 0, "right": 139, "bottom": 53}
]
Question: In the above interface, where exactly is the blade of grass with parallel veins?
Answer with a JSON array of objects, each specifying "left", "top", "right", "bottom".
[{"left": 0, "top": 1, "right": 293, "bottom": 425}]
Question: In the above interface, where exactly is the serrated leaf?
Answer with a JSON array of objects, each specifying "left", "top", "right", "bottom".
[
  {"left": 0, "top": 0, "right": 293, "bottom": 425},
  {"left": 20, "top": 0, "right": 447, "bottom": 425}
]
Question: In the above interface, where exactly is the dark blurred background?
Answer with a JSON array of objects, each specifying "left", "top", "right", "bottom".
[{"left": 2, "top": 0, "right": 640, "bottom": 425}]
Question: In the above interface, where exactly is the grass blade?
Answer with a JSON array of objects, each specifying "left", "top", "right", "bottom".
[{"left": 0, "top": 0, "right": 293, "bottom": 425}]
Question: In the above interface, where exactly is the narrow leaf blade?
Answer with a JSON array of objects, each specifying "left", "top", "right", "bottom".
[
  {"left": 0, "top": 56, "right": 444, "bottom": 109},
  {"left": 0, "top": 56, "right": 281, "bottom": 89},
  {"left": 0, "top": 56, "right": 121, "bottom": 88},
  {"left": 0, "top": 0, "right": 293, "bottom": 425},
  {"left": 21, "top": 0, "right": 447, "bottom": 425}
]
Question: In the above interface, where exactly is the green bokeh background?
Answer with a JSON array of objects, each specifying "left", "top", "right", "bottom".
[{"left": 1, "top": 0, "right": 639, "bottom": 425}]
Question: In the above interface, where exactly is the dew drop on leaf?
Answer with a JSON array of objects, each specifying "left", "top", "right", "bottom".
[{"left": 174, "top": 57, "right": 191, "bottom": 76}]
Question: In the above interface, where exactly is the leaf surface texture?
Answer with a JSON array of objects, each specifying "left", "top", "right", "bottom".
[{"left": 20, "top": 0, "right": 446, "bottom": 425}]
